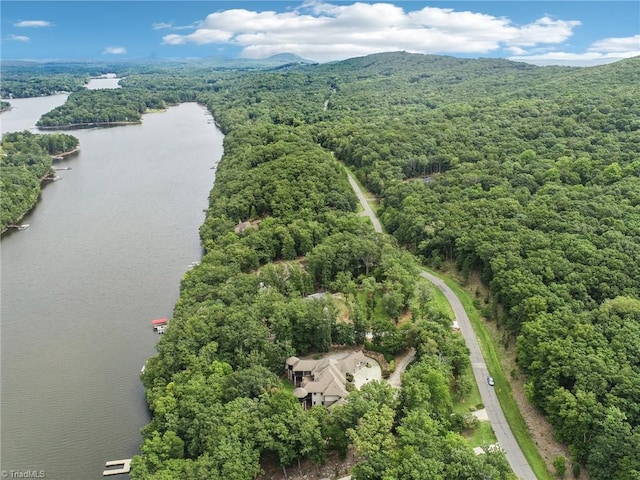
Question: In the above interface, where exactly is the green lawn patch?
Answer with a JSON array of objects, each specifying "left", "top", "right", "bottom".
[
  {"left": 278, "top": 377, "right": 295, "bottom": 393},
  {"left": 463, "top": 421, "right": 497, "bottom": 448},
  {"left": 424, "top": 277, "right": 454, "bottom": 320},
  {"left": 453, "top": 366, "right": 483, "bottom": 415}
]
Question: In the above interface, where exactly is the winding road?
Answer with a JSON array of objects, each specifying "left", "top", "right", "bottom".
[{"left": 347, "top": 169, "right": 536, "bottom": 480}]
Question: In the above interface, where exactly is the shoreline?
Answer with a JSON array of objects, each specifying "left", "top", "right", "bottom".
[
  {"left": 52, "top": 147, "right": 80, "bottom": 159},
  {"left": 37, "top": 121, "right": 140, "bottom": 130},
  {"left": 1, "top": 148, "right": 80, "bottom": 235}
]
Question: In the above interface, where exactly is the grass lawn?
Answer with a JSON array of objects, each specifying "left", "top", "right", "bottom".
[
  {"left": 425, "top": 277, "right": 454, "bottom": 320},
  {"left": 463, "top": 421, "right": 498, "bottom": 448},
  {"left": 453, "top": 367, "right": 484, "bottom": 415},
  {"left": 278, "top": 377, "right": 295, "bottom": 393},
  {"left": 355, "top": 290, "right": 388, "bottom": 325}
]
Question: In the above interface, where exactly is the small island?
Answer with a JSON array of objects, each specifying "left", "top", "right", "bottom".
[{"left": 0, "top": 100, "right": 11, "bottom": 112}]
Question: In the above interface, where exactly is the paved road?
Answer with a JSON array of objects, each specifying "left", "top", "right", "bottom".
[
  {"left": 420, "top": 271, "right": 536, "bottom": 480},
  {"left": 387, "top": 348, "right": 416, "bottom": 388},
  {"left": 347, "top": 172, "right": 536, "bottom": 480},
  {"left": 346, "top": 171, "right": 382, "bottom": 233}
]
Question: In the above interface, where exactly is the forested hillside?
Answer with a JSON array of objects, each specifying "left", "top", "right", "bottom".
[
  {"left": 130, "top": 56, "right": 518, "bottom": 478},
  {"left": 140, "top": 52, "right": 639, "bottom": 479},
  {"left": 0, "top": 131, "right": 79, "bottom": 231},
  {"left": 10, "top": 51, "right": 637, "bottom": 478},
  {"left": 312, "top": 53, "right": 640, "bottom": 479}
]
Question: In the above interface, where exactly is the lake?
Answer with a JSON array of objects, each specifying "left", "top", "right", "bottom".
[{"left": 1, "top": 83, "right": 223, "bottom": 479}]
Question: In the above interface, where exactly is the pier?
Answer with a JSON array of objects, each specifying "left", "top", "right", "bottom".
[
  {"left": 7, "top": 224, "right": 30, "bottom": 230},
  {"left": 103, "top": 459, "right": 132, "bottom": 476}
]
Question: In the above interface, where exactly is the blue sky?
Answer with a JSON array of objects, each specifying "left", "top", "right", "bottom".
[{"left": 1, "top": 1, "right": 638, "bottom": 65}]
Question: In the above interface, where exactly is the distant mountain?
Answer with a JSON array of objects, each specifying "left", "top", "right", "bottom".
[
  {"left": 196, "top": 52, "right": 317, "bottom": 70},
  {"left": 0, "top": 53, "right": 317, "bottom": 73},
  {"left": 262, "top": 53, "right": 316, "bottom": 64}
]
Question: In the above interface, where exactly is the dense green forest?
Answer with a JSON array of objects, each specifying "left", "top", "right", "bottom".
[
  {"left": 0, "top": 66, "right": 89, "bottom": 98},
  {"left": 310, "top": 54, "right": 640, "bottom": 480},
  {"left": 132, "top": 115, "right": 512, "bottom": 479},
  {"left": 0, "top": 55, "right": 314, "bottom": 100},
  {"left": 140, "top": 52, "right": 639, "bottom": 479},
  {"left": 300, "top": 53, "right": 638, "bottom": 479},
  {"left": 0, "top": 130, "right": 79, "bottom": 231},
  {"left": 7, "top": 52, "right": 638, "bottom": 478},
  {"left": 36, "top": 88, "right": 177, "bottom": 127}
]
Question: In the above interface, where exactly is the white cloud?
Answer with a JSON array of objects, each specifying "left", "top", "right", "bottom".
[
  {"left": 159, "top": 1, "right": 584, "bottom": 62},
  {"left": 589, "top": 34, "right": 640, "bottom": 53},
  {"left": 506, "top": 46, "right": 527, "bottom": 55},
  {"left": 153, "top": 22, "right": 173, "bottom": 30},
  {"left": 14, "top": 20, "right": 53, "bottom": 28},
  {"left": 153, "top": 21, "right": 201, "bottom": 31},
  {"left": 508, "top": 16, "right": 581, "bottom": 46},
  {"left": 8, "top": 34, "right": 30, "bottom": 42},
  {"left": 103, "top": 46, "right": 127, "bottom": 55},
  {"left": 509, "top": 34, "right": 640, "bottom": 66}
]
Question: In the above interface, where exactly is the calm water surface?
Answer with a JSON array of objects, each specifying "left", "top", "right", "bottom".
[
  {"left": 86, "top": 76, "right": 122, "bottom": 90},
  {"left": 1, "top": 87, "right": 223, "bottom": 479},
  {"left": 0, "top": 94, "right": 69, "bottom": 134}
]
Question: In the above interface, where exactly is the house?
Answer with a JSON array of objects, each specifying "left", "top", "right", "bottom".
[
  {"left": 234, "top": 219, "right": 261, "bottom": 234},
  {"left": 286, "top": 351, "right": 368, "bottom": 409},
  {"left": 234, "top": 221, "right": 252, "bottom": 234}
]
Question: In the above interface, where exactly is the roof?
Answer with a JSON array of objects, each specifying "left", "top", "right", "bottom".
[
  {"left": 301, "top": 363, "right": 349, "bottom": 398},
  {"left": 338, "top": 351, "right": 367, "bottom": 374},
  {"left": 293, "top": 387, "right": 308, "bottom": 398},
  {"left": 288, "top": 351, "right": 368, "bottom": 403},
  {"left": 151, "top": 318, "right": 168, "bottom": 325},
  {"left": 286, "top": 356, "right": 300, "bottom": 366},
  {"left": 291, "top": 358, "right": 321, "bottom": 372},
  {"left": 305, "top": 292, "right": 328, "bottom": 300},
  {"left": 234, "top": 221, "right": 252, "bottom": 234}
]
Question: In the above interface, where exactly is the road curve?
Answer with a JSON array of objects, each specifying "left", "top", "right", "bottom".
[
  {"left": 346, "top": 170, "right": 536, "bottom": 479},
  {"left": 420, "top": 271, "right": 536, "bottom": 480}
]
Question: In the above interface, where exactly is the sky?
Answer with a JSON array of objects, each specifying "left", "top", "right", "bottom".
[{"left": 1, "top": 1, "right": 638, "bottom": 66}]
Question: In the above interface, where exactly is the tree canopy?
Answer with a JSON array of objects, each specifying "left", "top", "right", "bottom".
[{"left": 11, "top": 51, "right": 639, "bottom": 479}]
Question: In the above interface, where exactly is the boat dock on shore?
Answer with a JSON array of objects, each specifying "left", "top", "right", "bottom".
[
  {"left": 103, "top": 459, "right": 131, "bottom": 476},
  {"left": 151, "top": 317, "right": 168, "bottom": 334},
  {"left": 7, "top": 224, "right": 30, "bottom": 231}
]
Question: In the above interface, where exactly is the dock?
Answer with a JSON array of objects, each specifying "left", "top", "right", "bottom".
[
  {"left": 151, "top": 317, "right": 168, "bottom": 334},
  {"left": 7, "top": 224, "right": 30, "bottom": 230},
  {"left": 103, "top": 459, "right": 131, "bottom": 476},
  {"left": 43, "top": 173, "right": 62, "bottom": 181}
]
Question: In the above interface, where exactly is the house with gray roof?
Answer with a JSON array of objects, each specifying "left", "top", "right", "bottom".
[{"left": 286, "top": 351, "right": 368, "bottom": 409}]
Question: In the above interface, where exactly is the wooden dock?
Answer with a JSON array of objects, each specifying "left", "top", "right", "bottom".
[{"left": 103, "top": 459, "right": 131, "bottom": 476}]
